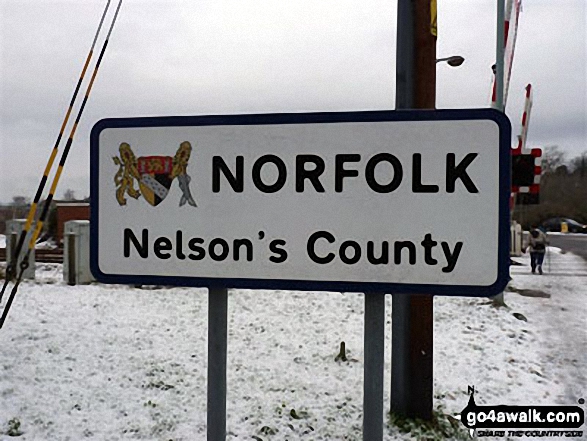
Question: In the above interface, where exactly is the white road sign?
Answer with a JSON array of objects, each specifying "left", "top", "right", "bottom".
[{"left": 90, "top": 110, "right": 511, "bottom": 296}]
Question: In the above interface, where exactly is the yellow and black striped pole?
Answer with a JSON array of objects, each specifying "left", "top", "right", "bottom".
[
  {"left": 0, "top": 0, "right": 112, "bottom": 303},
  {"left": 0, "top": 0, "right": 123, "bottom": 329}
]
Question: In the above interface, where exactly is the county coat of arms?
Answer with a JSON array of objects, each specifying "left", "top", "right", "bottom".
[{"left": 113, "top": 141, "right": 197, "bottom": 207}]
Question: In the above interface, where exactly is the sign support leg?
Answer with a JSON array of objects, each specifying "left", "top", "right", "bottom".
[
  {"left": 207, "top": 287, "right": 228, "bottom": 441},
  {"left": 363, "top": 292, "right": 385, "bottom": 440},
  {"left": 390, "top": 295, "right": 409, "bottom": 415}
]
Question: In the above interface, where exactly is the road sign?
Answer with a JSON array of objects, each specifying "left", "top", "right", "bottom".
[{"left": 90, "top": 109, "right": 510, "bottom": 296}]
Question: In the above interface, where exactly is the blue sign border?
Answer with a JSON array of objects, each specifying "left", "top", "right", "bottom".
[{"left": 90, "top": 108, "right": 511, "bottom": 297}]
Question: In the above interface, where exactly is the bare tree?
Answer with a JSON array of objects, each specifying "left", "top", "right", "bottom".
[
  {"left": 569, "top": 151, "right": 587, "bottom": 177},
  {"left": 11, "top": 195, "right": 30, "bottom": 218},
  {"left": 541, "top": 145, "right": 567, "bottom": 174},
  {"left": 12, "top": 195, "right": 29, "bottom": 206},
  {"left": 515, "top": 150, "right": 587, "bottom": 227},
  {"left": 63, "top": 188, "right": 76, "bottom": 201}
]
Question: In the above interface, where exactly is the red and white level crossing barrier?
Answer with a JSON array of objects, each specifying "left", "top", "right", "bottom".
[
  {"left": 513, "top": 84, "right": 532, "bottom": 155},
  {"left": 511, "top": 84, "right": 541, "bottom": 205},
  {"left": 492, "top": 0, "right": 522, "bottom": 109}
]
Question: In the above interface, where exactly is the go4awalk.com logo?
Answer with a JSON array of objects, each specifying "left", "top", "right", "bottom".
[{"left": 456, "top": 386, "right": 585, "bottom": 438}]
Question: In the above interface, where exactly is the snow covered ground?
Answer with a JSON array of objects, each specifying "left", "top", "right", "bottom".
[{"left": 0, "top": 248, "right": 585, "bottom": 440}]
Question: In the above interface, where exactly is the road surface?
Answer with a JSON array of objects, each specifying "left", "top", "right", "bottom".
[{"left": 547, "top": 233, "right": 587, "bottom": 261}]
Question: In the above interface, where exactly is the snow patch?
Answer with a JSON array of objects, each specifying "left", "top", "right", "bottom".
[{"left": 0, "top": 249, "right": 585, "bottom": 439}]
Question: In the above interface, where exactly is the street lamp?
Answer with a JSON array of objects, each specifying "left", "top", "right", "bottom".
[{"left": 436, "top": 55, "right": 465, "bottom": 67}]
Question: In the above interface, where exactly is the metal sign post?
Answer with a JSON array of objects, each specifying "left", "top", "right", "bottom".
[
  {"left": 207, "top": 287, "right": 228, "bottom": 440},
  {"left": 363, "top": 292, "right": 385, "bottom": 440}
]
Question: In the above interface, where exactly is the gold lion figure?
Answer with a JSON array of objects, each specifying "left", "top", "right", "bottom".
[{"left": 113, "top": 142, "right": 141, "bottom": 205}]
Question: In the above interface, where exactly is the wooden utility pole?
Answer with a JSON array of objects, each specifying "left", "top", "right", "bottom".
[{"left": 391, "top": 0, "right": 436, "bottom": 421}]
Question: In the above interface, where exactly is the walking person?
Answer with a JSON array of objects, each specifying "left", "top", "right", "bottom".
[{"left": 524, "top": 225, "right": 549, "bottom": 274}]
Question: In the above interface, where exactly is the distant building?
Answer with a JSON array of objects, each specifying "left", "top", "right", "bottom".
[
  {"left": 56, "top": 201, "right": 90, "bottom": 245},
  {"left": 0, "top": 200, "right": 90, "bottom": 243},
  {"left": 0, "top": 204, "right": 29, "bottom": 235},
  {"left": 0, "top": 205, "right": 12, "bottom": 234}
]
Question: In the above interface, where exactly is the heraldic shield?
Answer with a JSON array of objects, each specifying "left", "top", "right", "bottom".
[
  {"left": 137, "top": 156, "right": 173, "bottom": 206},
  {"left": 113, "top": 141, "right": 198, "bottom": 207}
]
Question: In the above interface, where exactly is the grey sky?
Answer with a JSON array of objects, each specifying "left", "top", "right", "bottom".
[{"left": 0, "top": 0, "right": 585, "bottom": 203}]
